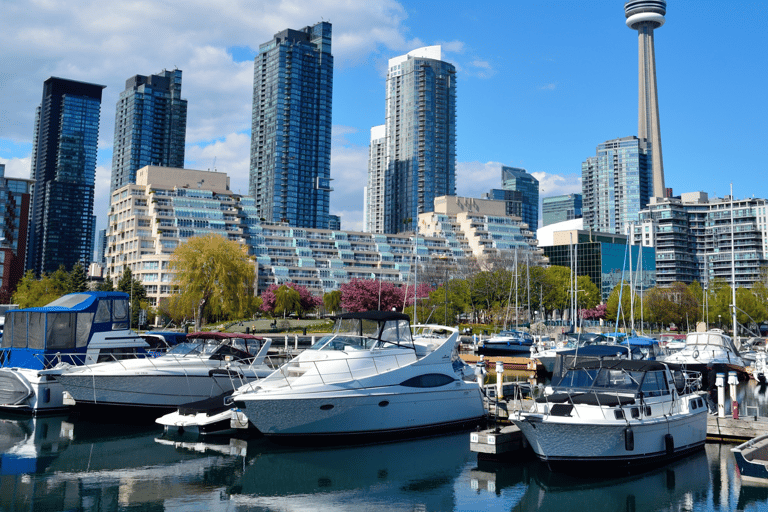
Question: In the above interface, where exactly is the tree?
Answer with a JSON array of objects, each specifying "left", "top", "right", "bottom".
[
  {"left": 12, "top": 270, "right": 67, "bottom": 308},
  {"left": 323, "top": 290, "right": 341, "bottom": 315},
  {"left": 170, "top": 234, "right": 258, "bottom": 331},
  {"left": 340, "top": 278, "right": 404, "bottom": 313},
  {"left": 605, "top": 281, "right": 635, "bottom": 327},
  {"left": 116, "top": 268, "right": 147, "bottom": 329},
  {"left": 67, "top": 261, "right": 88, "bottom": 293},
  {"left": 260, "top": 282, "right": 322, "bottom": 318}
]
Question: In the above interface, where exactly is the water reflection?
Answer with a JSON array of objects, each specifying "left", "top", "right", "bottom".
[{"left": 1, "top": 381, "right": 768, "bottom": 512}]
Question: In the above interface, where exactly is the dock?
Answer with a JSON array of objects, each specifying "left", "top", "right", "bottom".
[{"left": 461, "top": 354, "right": 544, "bottom": 376}]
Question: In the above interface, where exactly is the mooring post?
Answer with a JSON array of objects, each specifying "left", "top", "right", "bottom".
[
  {"left": 716, "top": 372, "right": 725, "bottom": 418},
  {"left": 496, "top": 360, "right": 504, "bottom": 400},
  {"left": 728, "top": 371, "right": 739, "bottom": 419}
]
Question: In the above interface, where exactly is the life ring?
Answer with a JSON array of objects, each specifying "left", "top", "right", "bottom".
[{"left": 692, "top": 350, "right": 699, "bottom": 359}]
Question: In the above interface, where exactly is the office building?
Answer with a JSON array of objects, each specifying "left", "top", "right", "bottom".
[
  {"left": 369, "top": 46, "right": 456, "bottom": 234},
  {"left": 625, "top": 0, "right": 667, "bottom": 198},
  {"left": 582, "top": 136, "right": 652, "bottom": 235},
  {"left": 540, "top": 222, "right": 656, "bottom": 300},
  {"left": 483, "top": 188, "right": 523, "bottom": 219},
  {"left": 542, "top": 193, "right": 583, "bottom": 227},
  {"left": 111, "top": 69, "right": 187, "bottom": 192},
  {"left": 500, "top": 167, "right": 539, "bottom": 235},
  {"left": 249, "top": 22, "right": 333, "bottom": 229},
  {"left": 28, "top": 77, "right": 104, "bottom": 275},
  {"left": 0, "top": 164, "right": 32, "bottom": 299}
]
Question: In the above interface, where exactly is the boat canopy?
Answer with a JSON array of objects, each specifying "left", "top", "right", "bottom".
[
  {"left": 685, "top": 331, "right": 739, "bottom": 352},
  {"left": 310, "top": 311, "right": 414, "bottom": 351},
  {"left": 553, "top": 359, "right": 676, "bottom": 396},
  {"left": 1, "top": 292, "right": 131, "bottom": 351}
]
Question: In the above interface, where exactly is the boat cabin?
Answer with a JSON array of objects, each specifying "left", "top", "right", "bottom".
[{"left": 308, "top": 311, "right": 415, "bottom": 352}]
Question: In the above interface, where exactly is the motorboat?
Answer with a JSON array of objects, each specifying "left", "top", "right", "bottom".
[
  {"left": 42, "top": 332, "right": 274, "bottom": 414},
  {"left": 478, "top": 329, "right": 533, "bottom": 356},
  {"left": 0, "top": 292, "right": 149, "bottom": 414},
  {"left": 156, "top": 391, "right": 253, "bottom": 436},
  {"left": 732, "top": 433, "right": 768, "bottom": 484},
  {"left": 660, "top": 329, "right": 747, "bottom": 376},
  {"left": 511, "top": 359, "right": 707, "bottom": 472},
  {"left": 229, "top": 311, "right": 485, "bottom": 442},
  {"left": 531, "top": 332, "right": 609, "bottom": 374}
]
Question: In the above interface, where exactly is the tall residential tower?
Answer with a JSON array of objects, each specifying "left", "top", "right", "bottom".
[
  {"left": 625, "top": 0, "right": 666, "bottom": 199},
  {"left": 249, "top": 22, "right": 333, "bottom": 229},
  {"left": 368, "top": 46, "right": 456, "bottom": 234},
  {"left": 111, "top": 69, "right": 187, "bottom": 192},
  {"left": 28, "top": 77, "right": 104, "bottom": 275}
]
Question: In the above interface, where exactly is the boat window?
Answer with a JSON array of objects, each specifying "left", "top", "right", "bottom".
[
  {"left": 46, "top": 313, "right": 76, "bottom": 350},
  {"left": 400, "top": 373, "right": 455, "bottom": 388},
  {"left": 8, "top": 312, "right": 27, "bottom": 348},
  {"left": 95, "top": 300, "right": 112, "bottom": 323},
  {"left": 28, "top": 312, "right": 45, "bottom": 350},
  {"left": 640, "top": 371, "right": 670, "bottom": 397},
  {"left": 76, "top": 313, "right": 93, "bottom": 348},
  {"left": 593, "top": 369, "right": 642, "bottom": 391},
  {"left": 112, "top": 299, "right": 129, "bottom": 330},
  {"left": 555, "top": 368, "right": 598, "bottom": 389},
  {"left": 167, "top": 341, "right": 204, "bottom": 356},
  {"left": 670, "top": 369, "right": 686, "bottom": 393}
]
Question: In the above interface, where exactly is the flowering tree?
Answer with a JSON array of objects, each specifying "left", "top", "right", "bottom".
[
  {"left": 340, "top": 278, "right": 404, "bottom": 312},
  {"left": 260, "top": 283, "right": 322, "bottom": 318},
  {"left": 581, "top": 303, "right": 607, "bottom": 320}
]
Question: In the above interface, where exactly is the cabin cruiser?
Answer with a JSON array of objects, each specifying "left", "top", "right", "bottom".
[
  {"left": 531, "top": 332, "right": 609, "bottom": 374},
  {"left": 512, "top": 359, "right": 707, "bottom": 471},
  {"left": 477, "top": 329, "right": 533, "bottom": 356},
  {"left": 0, "top": 292, "right": 148, "bottom": 414},
  {"left": 42, "top": 332, "right": 273, "bottom": 414},
  {"left": 229, "top": 311, "right": 485, "bottom": 442},
  {"left": 660, "top": 329, "right": 746, "bottom": 375}
]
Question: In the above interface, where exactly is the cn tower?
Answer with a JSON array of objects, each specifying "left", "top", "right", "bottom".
[{"left": 625, "top": 0, "right": 666, "bottom": 199}]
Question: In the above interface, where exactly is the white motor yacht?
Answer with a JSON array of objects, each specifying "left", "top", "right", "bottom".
[
  {"left": 660, "top": 329, "right": 746, "bottom": 375},
  {"left": 42, "top": 332, "right": 273, "bottom": 414},
  {"left": 0, "top": 292, "right": 149, "bottom": 414},
  {"left": 229, "top": 311, "right": 485, "bottom": 442},
  {"left": 511, "top": 359, "right": 707, "bottom": 472}
]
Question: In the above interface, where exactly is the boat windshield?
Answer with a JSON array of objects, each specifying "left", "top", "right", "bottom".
[
  {"left": 685, "top": 332, "right": 735, "bottom": 350},
  {"left": 307, "top": 317, "right": 414, "bottom": 352},
  {"left": 555, "top": 367, "right": 645, "bottom": 393}
]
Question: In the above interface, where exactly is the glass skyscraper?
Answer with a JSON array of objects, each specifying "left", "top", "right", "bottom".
[
  {"left": 542, "top": 193, "right": 583, "bottom": 227},
  {"left": 371, "top": 46, "right": 455, "bottom": 234},
  {"left": 0, "top": 163, "right": 32, "bottom": 299},
  {"left": 582, "top": 136, "right": 652, "bottom": 235},
  {"left": 501, "top": 166, "right": 539, "bottom": 235},
  {"left": 28, "top": 77, "right": 104, "bottom": 275},
  {"left": 111, "top": 69, "right": 187, "bottom": 192},
  {"left": 249, "top": 22, "right": 333, "bottom": 229}
]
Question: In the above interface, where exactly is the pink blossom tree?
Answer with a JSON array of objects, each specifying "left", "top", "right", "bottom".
[
  {"left": 260, "top": 282, "right": 322, "bottom": 318},
  {"left": 340, "top": 278, "right": 404, "bottom": 312}
]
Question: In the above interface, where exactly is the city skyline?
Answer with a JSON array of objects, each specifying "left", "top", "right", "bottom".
[{"left": 1, "top": 1, "right": 766, "bottom": 235}]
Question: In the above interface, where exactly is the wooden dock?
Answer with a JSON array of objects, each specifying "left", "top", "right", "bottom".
[
  {"left": 461, "top": 354, "right": 544, "bottom": 376},
  {"left": 707, "top": 414, "right": 768, "bottom": 443}
]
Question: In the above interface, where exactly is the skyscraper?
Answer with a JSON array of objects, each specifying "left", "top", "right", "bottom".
[
  {"left": 501, "top": 166, "right": 539, "bottom": 234},
  {"left": 27, "top": 77, "right": 105, "bottom": 275},
  {"left": 365, "top": 125, "right": 386, "bottom": 233},
  {"left": 111, "top": 69, "right": 187, "bottom": 192},
  {"left": 373, "top": 46, "right": 456, "bottom": 234},
  {"left": 582, "top": 136, "right": 652, "bottom": 235},
  {"left": 0, "top": 163, "right": 32, "bottom": 299},
  {"left": 542, "top": 193, "right": 583, "bottom": 227},
  {"left": 625, "top": 0, "right": 666, "bottom": 199},
  {"left": 249, "top": 22, "right": 333, "bottom": 229}
]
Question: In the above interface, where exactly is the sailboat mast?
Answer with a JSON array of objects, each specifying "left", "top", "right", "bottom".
[{"left": 731, "top": 184, "right": 737, "bottom": 338}]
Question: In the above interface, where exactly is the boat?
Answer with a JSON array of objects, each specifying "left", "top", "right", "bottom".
[
  {"left": 511, "top": 359, "right": 707, "bottom": 472},
  {"left": 531, "top": 332, "right": 609, "bottom": 375},
  {"left": 41, "top": 331, "right": 274, "bottom": 414},
  {"left": 228, "top": 311, "right": 485, "bottom": 442},
  {"left": 156, "top": 391, "right": 253, "bottom": 436},
  {"left": 0, "top": 292, "right": 149, "bottom": 414},
  {"left": 733, "top": 434, "right": 768, "bottom": 484},
  {"left": 478, "top": 329, "right": 534, "bottom": 356},
  {"left": 660, "top": 329, "right": 747, "bottom": 376}
]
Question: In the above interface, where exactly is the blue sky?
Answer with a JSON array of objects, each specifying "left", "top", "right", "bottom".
[{"left": 1, "top": 1, "right": 766, "bottom": 233}]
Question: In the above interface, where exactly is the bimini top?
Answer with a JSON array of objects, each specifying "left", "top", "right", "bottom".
[{"left": 10, "top": 292, "right": 130, "bottom": 313}]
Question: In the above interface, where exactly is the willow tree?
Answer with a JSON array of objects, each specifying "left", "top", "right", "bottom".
[{"left": 170, "top": 234, "right": 257, "bottom": 331}]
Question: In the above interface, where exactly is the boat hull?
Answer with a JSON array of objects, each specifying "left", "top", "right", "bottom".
[
  {"left": 238, "top": 385, "right": 485, "bottom": 442},
  {"left": 733, "top": 434, "right": 768, "bottom": 485},
  {"left": 0, "top": 368, "right": 69, "bottom": 415},
  {"left": 513, "top": 410, "right": 707, "bottom": 471}
]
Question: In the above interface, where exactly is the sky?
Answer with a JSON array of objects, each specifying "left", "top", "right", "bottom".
[{"left": 1, "top": 0, "right": 766, "bottom": 234}]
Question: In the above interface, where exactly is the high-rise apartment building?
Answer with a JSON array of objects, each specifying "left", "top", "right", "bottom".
[
  {"left": 625, "top": 0, "right": 667, "bottom": 198},
  {"left": 111, "top": 69, "right": 187, "bottom": 193},
  {"left": 368, "top": 46, "right": 456, "bottom": 234},
  {"left": 365, "top": 125, "right": 387, "bottom": 233},
  {"left": 249, "top": 22, "right": 333, "bottom": 229},
  {"left": 27, "top": 77, "right": 104, "bottom": 275},
  {"left": 0, "top": 164, "right": 32, "bottom": 299},
  {"left": 582, "top": 136, "right": 652, "bottom": 235},
  {"left": 501, "top": 166, "right": 539, "bottom": 234},
  {"left": 542, "top": 193, "right": 583, "bottom": 227}
]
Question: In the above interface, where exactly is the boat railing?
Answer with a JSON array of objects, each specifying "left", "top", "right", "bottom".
[
  {"left": 252, "top": 350, "right": 434, "bottom": 391},
  {"left": 36, "top": 349, "right": 150, "bottom": 369}
]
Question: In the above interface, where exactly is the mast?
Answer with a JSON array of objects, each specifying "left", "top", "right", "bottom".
[{"left": 731, "top": 184, "right": 737, "bottom": 338}]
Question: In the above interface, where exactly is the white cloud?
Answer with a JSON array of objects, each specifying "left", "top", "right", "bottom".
[
  {"left": 330, "top": 126, "right": 369, "bottom": 231},
  {"left": 532, "top": 172, "right": 582, "bottom": 198},
  {"left": 0, "top": 157, "right": 32, "bottom": 179},
  {"left": 456, "top": 161, "right": 505, "bottom": 197}
]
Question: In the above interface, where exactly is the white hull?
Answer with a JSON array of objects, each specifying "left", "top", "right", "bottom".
[
  {"left": 239, "top": 386, "right": 484, "bottom": 437},
  {"left": 0, "top": 368, "right": 68, "bottom": 414},
  {"left": 515, "top": 410, "right": 707, "bottom": 463}
]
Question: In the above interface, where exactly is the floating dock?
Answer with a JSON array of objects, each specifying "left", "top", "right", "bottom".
[{"left": 461, "top": 354, "right": 544, "bottom": 376}]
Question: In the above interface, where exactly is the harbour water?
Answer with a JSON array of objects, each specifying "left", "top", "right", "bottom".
[{"left": 3, "top": 380, "right": 768, "bottom": 511}]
